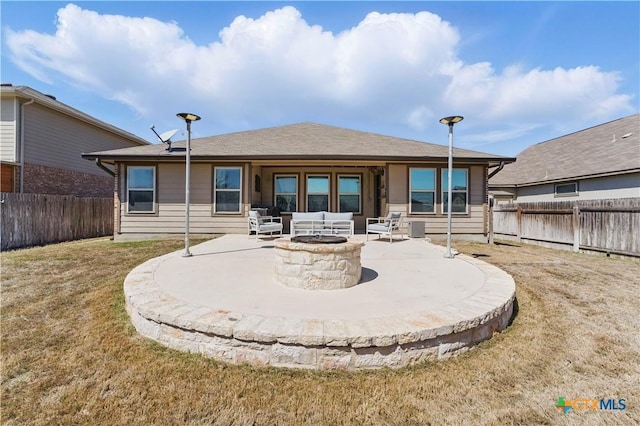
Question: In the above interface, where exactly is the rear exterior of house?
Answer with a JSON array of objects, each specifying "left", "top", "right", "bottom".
[
  {"left": 0, "top": 84, "right": 149, "bottom": 196},
  {"left": 489, "top": 114, "right": 640, "bottom": 203},
  {"left": 83, "top": 123, "right": 514, "bottom": 239}
]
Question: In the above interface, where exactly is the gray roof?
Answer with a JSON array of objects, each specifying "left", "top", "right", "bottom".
[
  {"left": 490, "top": 114, "right": 640, "bottom": 186},
  {"left": 83, "top": 122, "right": 513, "bottom": 164},
  {"left": 1, "top": 84, "right": 149, "bottom": 146}
]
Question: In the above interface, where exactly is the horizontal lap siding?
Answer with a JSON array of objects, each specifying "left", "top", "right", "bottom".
[
  {"left": 0, "top": 98, "right": 16, "bottom": 163},
  {"left": 119, "top": 163, "right": 248, "bottom": 234},
  {"left": 390, "top": 165, "right": 487, "bottom": 234}
]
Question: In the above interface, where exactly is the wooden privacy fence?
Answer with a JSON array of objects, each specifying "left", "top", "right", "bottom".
[
  {"left": 1, "top": 193, "right": 113, "bottom": 251},
  {"left": 490, "top": 198, "right": 640, "bottom": 257}
]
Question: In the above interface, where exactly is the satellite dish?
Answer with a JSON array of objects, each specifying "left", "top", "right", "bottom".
[
  {"left": 150, "top": 126, "right": 180, "bottom": 152},
  {"left": 159, "top": 129, "right": 178, "bottom": 143}
]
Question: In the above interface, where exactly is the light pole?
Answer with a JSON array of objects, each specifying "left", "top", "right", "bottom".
[
  {"left": 439, "top": 115, "right": 464, "bottom": 259},
  {"left": 176, "top": 113, "right": 201, "bottom": 257}
]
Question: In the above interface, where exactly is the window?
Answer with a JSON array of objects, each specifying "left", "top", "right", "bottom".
[
  {"left": 409, "top": 168, "right": 436, "bottom": 213},
  {"left": 555, "top": 182, "right": 578, "bottom": 197},
  {"left": 127, "top": 166, "right": 155, "bottom": 213},
  {"left": 307, "top": 175, "right": 329, "bottom": 212},
  {"left": 442, "top": 169, "right": 468, "bottom": 214},
  {"left": 274, "top": 175, "right": 297, "bottom": 213},
  {"left": 338, "top": 175, "right": 361, "bottom": 214},
  {"left": 214, "top": 167, "right": 242, "bottom": 213}
]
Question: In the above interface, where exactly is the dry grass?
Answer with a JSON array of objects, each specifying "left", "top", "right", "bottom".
[{"left": 1, "top": 237, "right": 639, "bottom": 425}]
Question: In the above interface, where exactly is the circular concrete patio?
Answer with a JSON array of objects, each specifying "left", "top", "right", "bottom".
[{"left": 124, "top": 235, "right": 516, "bottom": 370}]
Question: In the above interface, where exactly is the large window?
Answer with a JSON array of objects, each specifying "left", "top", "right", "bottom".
[
  {"left": 338, "top": 175, "right": 361, "bottom": 213},
  {"left": 214, "top": 167, "right": 242, "bottom": 213},
  {"left": 127, "top": 166, "right": 155, "bottom": 213},
  {"left": 274, "top": 175, "right": 297, "bottom": 213},
  {"left": 409, "top": 168, "right": 436, "bottom": 213},
  {"left": 442, "top": 168, "right": 468, "bottom": 214},
  {"left": 307, "top": 175, "right": 329, "bottom": 212}
]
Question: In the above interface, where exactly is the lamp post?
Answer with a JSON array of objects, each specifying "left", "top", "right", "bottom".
[
  {"left": 439, "top": 115, "right": 464, "bottom": 259},
  {"left": 176, "top": 113, "right": 201, "bottom": 257}
]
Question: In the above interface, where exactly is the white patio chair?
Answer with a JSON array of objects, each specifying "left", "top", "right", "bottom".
[
  {"left": 366, "top": 212, "right": 403, "bottom": 243},
  {"left": 248, "top": 210, "right": 283, "bottom": 240}
]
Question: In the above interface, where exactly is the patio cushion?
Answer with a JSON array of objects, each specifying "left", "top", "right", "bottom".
[
  {"left": 258, "top": 223, "right": 282, "bottom": 232},
  {"left": 249, "top": 210, "right": 264, "bottom": 225},
  {"left": 384, "top": 212, "right": 401, "bottom": 227},
  {"left": 324, "top": 212, "right": 353, "bottom": 222},
  {"left": 368, "top": 223, "right": 389, "bottom": 233},
  {"left": 292, "top": 212, "right": 325, "bottom": 222}
]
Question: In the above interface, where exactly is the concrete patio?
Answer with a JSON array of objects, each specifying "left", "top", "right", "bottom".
[{"left": 124, "top": 234, "right": 516, "bottom": 370}]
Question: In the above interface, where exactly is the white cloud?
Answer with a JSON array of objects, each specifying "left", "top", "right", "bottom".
[{"left": 4, "top": 3, "right": 635, "bottom": 150}]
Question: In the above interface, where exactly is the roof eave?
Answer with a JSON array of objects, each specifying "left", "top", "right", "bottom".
[
  {"left": 82, "top": 153, "right": 516, "bottom": 164},
  {"left": 505, "top": 167, "right": 640, "bottom": 187}
]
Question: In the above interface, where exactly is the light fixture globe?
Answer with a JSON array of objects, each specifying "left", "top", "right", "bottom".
[
  {"left": 439, "top": 116, "right": 464, "bottom": 125},
  {"left": 177, "top": 113, "right": 201, "bottom": 123}
]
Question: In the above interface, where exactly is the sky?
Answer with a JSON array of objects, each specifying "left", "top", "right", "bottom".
[{"left": 1, "top": 1, "right": 638, "bottom": 157}]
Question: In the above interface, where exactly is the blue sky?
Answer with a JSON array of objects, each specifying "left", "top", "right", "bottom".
[{"left": 2, "top": 1, "right": 638, "bottom": 156}]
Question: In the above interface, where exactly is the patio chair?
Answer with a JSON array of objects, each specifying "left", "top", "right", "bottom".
[
  {"left": 248, "top": 210, "right": 283, "bottom": 240},
  {"left": 366, "top": 212, "right": 403, "bottom": 243}
]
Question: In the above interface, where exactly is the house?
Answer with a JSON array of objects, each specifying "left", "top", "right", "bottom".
[
  {"left": 0, "top": 84, "right": 149, "bottom": 197},
  {"left": 82, "top": 122, "right": 515, "bottom": 240},
  {"left": 489, "top": 114, "right": 640, "bottom": 203}
]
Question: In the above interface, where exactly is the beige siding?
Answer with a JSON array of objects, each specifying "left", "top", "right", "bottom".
[
  {"left": 119, "top": 163, "right": 248, "bottom": 234},
  {"left": 0, "top": 98, "right": 17, "bottom": 163},
  {"left": 117, "top": 162, "right": 489, "bottom": 236},
  {"left": 392, "top": 164, "right": 487, "bottom": 234},
  {"left": 22, "top": 103, "right": 144, "bottom": 175}
]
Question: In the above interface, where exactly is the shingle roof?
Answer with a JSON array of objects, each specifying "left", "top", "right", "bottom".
[
  {"left": 1, "top": 84, "right": 149, "bottom": 146},
  {"left": 83, "top": 122, "right": 513, "bottom": 164},
  {"left": 490, "top": 114, "right": 640, "bottom": 186}
]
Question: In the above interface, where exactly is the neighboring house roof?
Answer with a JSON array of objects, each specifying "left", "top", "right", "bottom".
[
  {"left": 491, "top": 114, "right": 640, "bottom": 187},
  {"left": 83, "top": 122, "right": 514, "bottom": 165},
  {"left": 1, "top": 84, "right": 149, "bottom": 146}
]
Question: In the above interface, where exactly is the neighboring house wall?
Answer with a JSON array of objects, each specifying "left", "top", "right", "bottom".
[
  {"left": 515, "top": 173, "right": 640, "bottom": 202},
  {"left": 0, "top": 97, "right": 17, "bottom": 163},
  {"left": 19, "top": 103, "right": 120, "bottom": 196},
  {"left": 1, "top": 86, "right": 149, "bottom": 197}
]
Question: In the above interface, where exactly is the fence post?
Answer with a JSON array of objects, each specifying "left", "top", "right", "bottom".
[
  {"left": 488, "top": 203, "right": 494, "bottom": 245},
  {"left": 572, "top": 204, "right": 580, "bottom": 252},
  {"left": 516, "top": 205, "right": 522, "bottom": 242}
]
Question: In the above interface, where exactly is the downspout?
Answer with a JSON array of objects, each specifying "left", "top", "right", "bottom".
[
  {"left": 19, "top": 98, "right": 35, "bottom": 193},
  {"left": 488, "top": 161, "right": 506, "bottom": 180},
  {"left": 95, "top": 158, "right": 116, "bottom": 177}
]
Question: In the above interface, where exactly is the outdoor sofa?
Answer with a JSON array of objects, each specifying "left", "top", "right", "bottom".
[{"left": 290, "top": 212, "right": 354, "bottom": 236}]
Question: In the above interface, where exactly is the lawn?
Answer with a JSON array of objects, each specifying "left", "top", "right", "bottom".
[{"left": 1, "top": 237, "right": 638, "bottom": 425}]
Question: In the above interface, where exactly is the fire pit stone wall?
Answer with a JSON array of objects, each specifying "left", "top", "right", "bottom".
[{"left": 274, "top": 238, "right": 364, "bottom": 290}]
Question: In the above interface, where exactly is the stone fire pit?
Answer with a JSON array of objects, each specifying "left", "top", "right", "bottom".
[{"left": 274, "top": 237, "right": 363, "bottom": 290}]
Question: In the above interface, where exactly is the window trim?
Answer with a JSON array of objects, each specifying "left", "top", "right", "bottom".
[
  {"left": 126, "top": 165, "right": 156, "bottom": 214},
  {"left": 306, "top": 174, "right": 330, "bottom": 212},
  {"left": 213, "top": 166, "right": 243, "bottom": 214},
  {"left": 554, "top": 182, "right": 578, "bottom": 197},
  {"left": 409, "top": 167, "right": 436, "bottom": 214},
  {"left": 441, "top": 168, "right": 469, "bottom": 215},
  {"left": 337, "top": 174, "right": 362, "bottom": 214},
  {"left": 274, "top": 174, "right": 299, "bottom": 214}
]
